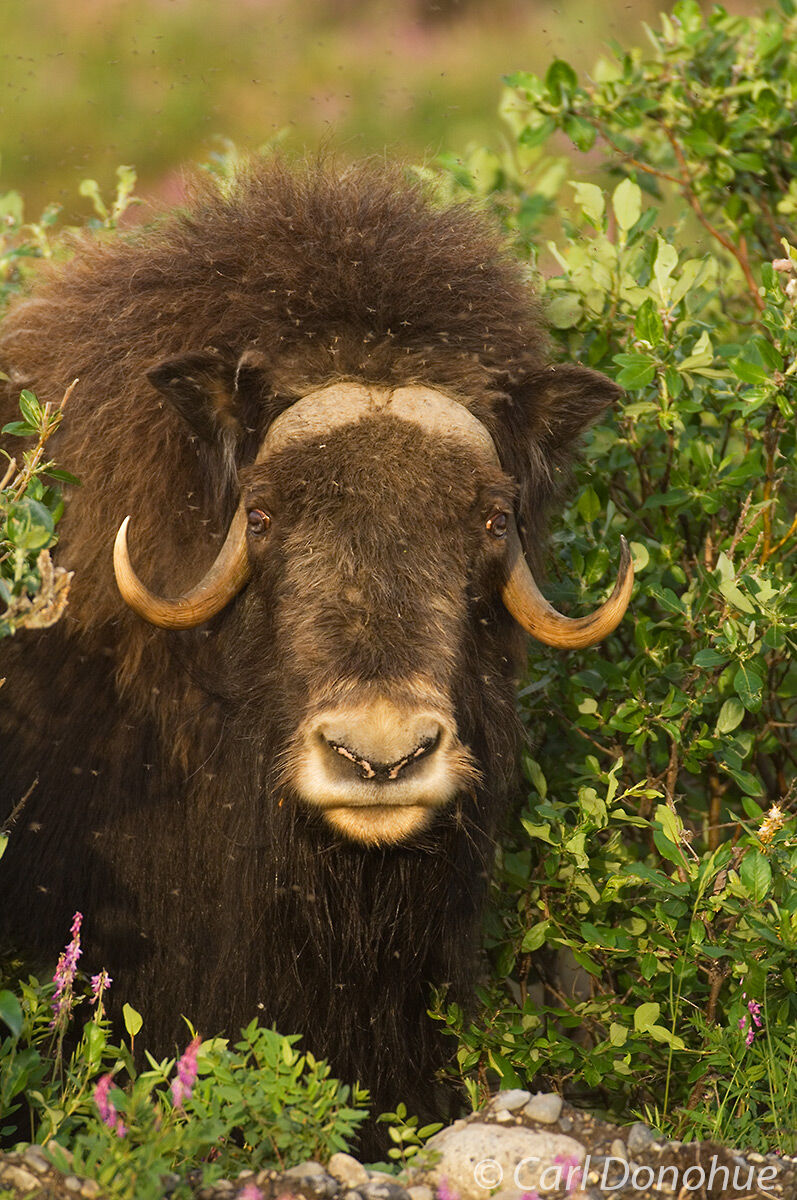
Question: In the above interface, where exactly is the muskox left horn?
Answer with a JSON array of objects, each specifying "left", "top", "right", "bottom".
[
  {"left": 501, "top": 516, "right": 633, "bottom": 649},
  {"left": 113, "top": 507, "right": 250, "bottom": 629}
]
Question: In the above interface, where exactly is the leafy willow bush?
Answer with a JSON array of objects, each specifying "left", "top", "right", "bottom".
[
  {"left": 431, "top": 0, "right": 797, "bottom": 1155},
  {"left": 0, "top": 917, "right": 368, "bottom": 1199},
  {"left": 0, "top": 166, "right": 139, "bottom": 646},
  {"left": 3, "top": 2, "right": 797, "bottom": 1174}
]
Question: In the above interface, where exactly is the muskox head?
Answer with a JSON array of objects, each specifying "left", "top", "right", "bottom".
[{"left": 114, "top": 370, "right": 632, "bottom": 846}]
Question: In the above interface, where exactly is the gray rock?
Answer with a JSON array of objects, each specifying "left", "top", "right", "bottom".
[
  {"left": 328, "top": 1153, "right": 369, "bottom": 1189},
  {"left": 22, "top": 1146, "right": 50, "bottom": 1174},
  {"left": 494, "top": 1109, "right": 514, "bottom": 1123},
  {"left": 0, "top": 1165, "right": 41, "bottom": 1192},
  {"left": 626, "top": 1122, "right": 656, "bottom": 1155},
  {"left": 360, "top": 1181, "right": 410, "bottom": 1200},
  {"left": 424, "top": 1121, "right": 586, "bottom": 1200},
  {"left": 490, "top": 1089, "right": 531, "bottom": 1112},
  {"left": 280, "top": 1163, "right": 338, "bottom": 1199},
  {"left": 284, "top": 1162, "right": 327, "bottom": 1177},
  {"left": 522, "top": 1092, "right": 563, "bottom": 1124}
]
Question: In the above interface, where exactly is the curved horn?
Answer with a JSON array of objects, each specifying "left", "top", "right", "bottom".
[
  {"left": 501, "top": 516, "right": 634, "bottom": 648},
  {"left": 113, "top": 507, "right": 251, "bottom": 629}
]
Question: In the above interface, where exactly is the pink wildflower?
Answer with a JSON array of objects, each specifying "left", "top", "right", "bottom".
[
  {"left": 238, "top": 1186, "right": 264, "bottom": 1200},
  {"left": 51, "top": 912, "right": 83, "bottom": 1029},
  {"left": 171, "top": 1035, "right": 201, "bottom": 1108},
  {"left": 747, "top": 998, "right": 763, "bottom": 1028},
  {"left": 745, "top": 1026, "right": 755, "bottom": 1047},
  {"left": 90, "top": 970, "right": 112, "bottom": 1004},
  {"left": 554, "top": 1152, "right": 583, "bottom": 1193},
  {"left": 437, "top": 1180, "right": 459, "bottom": 1200},
  {"left": 94, "top": 1073, "right": 126, "bottom": 1137}
]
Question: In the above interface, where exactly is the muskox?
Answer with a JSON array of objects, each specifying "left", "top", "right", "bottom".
[{"left": 0, "top": 161, "right": 631, "bottom": 1134}]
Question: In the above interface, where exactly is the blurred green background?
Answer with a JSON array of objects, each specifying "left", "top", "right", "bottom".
[{"left": 1, "top": 0, "right": 745, "bottom": 219}]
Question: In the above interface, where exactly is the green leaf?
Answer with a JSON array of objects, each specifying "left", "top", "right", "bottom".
[
  {"left": 577, "top": 485, "right": 601, "bottom": 522},
  {"left": 693, "top": 649, "right": 727, "bottom": 668},
  {"left": 612, "top": 178, "right": 642, "bottom": 232},
  {"left": 739, "top": 850, "right": 772, "bottom": 903},
  {"left": 630, "top": 542, "right": 649, "bottom": 571},
  {"left": 521, "top": 921, "right": 550, "bottom": 952},
  {"left": 633, "top": 1001, "right": 661, "bottom": 1032},
  {"left": 571, "top": 181, "right": 605, "bottom": 224},
  {"left": 123, "top": 1003, "right": 143, "bottom": 1038},
  {"left": 0, "top": 990, "right": 23, "bottom": 1038},
  {"left": 613, "top": 352, "right": 656, "bottom": 389},
  {"left": 719, "top": 579, "right": 755, "bottom": 614},
  {"left": 733, "top": 663, "right": 763, "bottom": 712},
  {"left": 2, "top": 420, "right": 37, "bottom": 438},
  {"left": 634, "top": 299, "right": 663, "bottom": 347},
  {"left": 545, "top": 59, "right": 578, "bottom": 103},
  {"left": 716, "top": 698, "right": 745, "bottom": 735},
  {"left": 547, "top": 293, "right": 582, "bottom": 329},
  {"left": 654, "top": 237, "right": 679, "bottom": 301},
  {"left": 563, "top": 114, "right": 596, "bottom": 152}
]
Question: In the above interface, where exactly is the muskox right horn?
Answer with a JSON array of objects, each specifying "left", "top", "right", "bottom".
[{"left": 113, "top": 507, "right": 250, "bottom": 629}]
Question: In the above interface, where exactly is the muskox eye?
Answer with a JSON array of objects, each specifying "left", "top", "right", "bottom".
[
  {"left": 486, "top": 511, "right": 508, "bottom": 539},
  {"left": 246, "top": 508, "right": 271, "bottom": 536}
]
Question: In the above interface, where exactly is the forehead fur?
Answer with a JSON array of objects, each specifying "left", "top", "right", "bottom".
[{"left": 242, "top": 414, "right": 512, "bottom": 515}]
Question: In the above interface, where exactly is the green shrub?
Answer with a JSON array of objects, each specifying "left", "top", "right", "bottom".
[
  {"left": 0, "top": 918, "right": 368, "bottom": 1199},
  {"left": 432, "top": 0, "right": 797, "bottom": 1155}
]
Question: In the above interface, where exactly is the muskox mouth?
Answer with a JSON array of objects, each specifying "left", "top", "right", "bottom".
[{"left": 284, "top": 695, "right": 480, "bottom": 844}]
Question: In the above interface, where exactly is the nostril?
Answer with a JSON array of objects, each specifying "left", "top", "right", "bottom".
[{"left": 322, "top": 729, "right": 442, "bottom": 783}]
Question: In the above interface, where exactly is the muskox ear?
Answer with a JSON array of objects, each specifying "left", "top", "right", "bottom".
[
  {"left": 530, "top": 364, "right": 622, "bottom": 448},
  {"left": 147, "top": 347, "right": 265, "bottom": 444}
]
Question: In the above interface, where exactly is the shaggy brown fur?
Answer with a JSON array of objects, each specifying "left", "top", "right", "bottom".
[{"left": 0, "top": 159, "right": 619, "bottom": 1148}]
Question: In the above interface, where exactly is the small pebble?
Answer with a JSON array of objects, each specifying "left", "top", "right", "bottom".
[
  {"left": 64, "top": 1176, "right": 83, "bottom": 1193},
  {"left": 81, "top": 1183, "right": 101, "bottom": 1198},
  {"left": 491, "top": 1088, "right": 531, "bottom": 1112},
  {"left": 523, "top": 1091, "right": 563, "bottom": 1124},
  {"left": 284, "top": 1162, "right": 327, "bottom": 1177},
  {"left": 610, "top": 1138, "right": 627, "bottom": 1160},
  {"left": 328, "top": 1152, "right": 369, "bottom": 1189},
  {"left": 494, "top": 1108, "right": 514, "bottom": 1123},
  {"left": 407, "top": 1186, "right": 434, "bottom": 1200},
  {"left": 558, "top": 1114, "right": 573, "bottom": 1132},
  {"left": 1, "top": 1165, "right": 41, "bottom": 1192},
  {"left": 22, "top": 1147, "right": 49, "bottom": 1174},
  {"left": 627, "top": 1121, "right": 656, "bottom": 1155}
]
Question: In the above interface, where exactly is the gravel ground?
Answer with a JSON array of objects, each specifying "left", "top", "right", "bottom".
[{"left": 1, "top": 1096, "right": 794, "bottom": 1200}]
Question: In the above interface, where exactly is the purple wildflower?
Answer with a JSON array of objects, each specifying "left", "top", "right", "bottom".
[
  {"left": 436, "top": 1180, "right": 459, "bottom": 1200},
  {"left": 745, "top": 1025, "right": 755, "bottom": 1047},
  {"left": 51, "top": 912, "right": 83, "bottom": 1029},
  {"left": 90, "top": 970, "right": 112, "bottom": 1004},
  {"left": 171, "top": 1035, "right": 201, "bottom": 1109},
  {"left": 94, "top": 1072, "right": 126, "bottom": 1137},
  {"left": 554, "top": 1152, "right": 583, "bottom": 1193},
  {"left": 747, "top": 998, "right": 763, "bottom": 1028}
]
